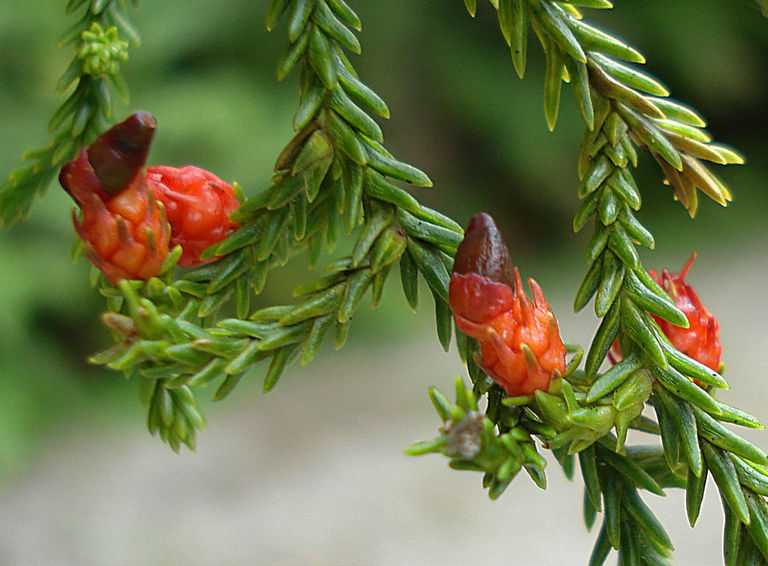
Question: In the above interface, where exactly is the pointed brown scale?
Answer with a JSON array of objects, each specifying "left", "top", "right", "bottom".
[
  {"left": 59, "top": 159, "right": 77, "bottom": 196},
  {"left": 59, "top": 150, "right": 103, "bottom": 204},
  {"left": 88, "top": 112, "right": 157, "bottom": 195},
  {"left": 452, "top": 212, "right": 515, "bottom": 286}
]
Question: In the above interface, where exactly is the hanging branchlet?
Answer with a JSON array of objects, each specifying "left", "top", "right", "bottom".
[
  {"left": 572, "top": 99, "right": 700, "bottom": 384},
  {"left": 82, "top": 0, "right": 472, "bottom": 453},
  {"left": 137, "top": 0, "right": 447, "bottom": 326},
  {"left": 471, "top": 0, "right": 743, "bottom": 217},
  {"left": 265, "top": 0, "right": 473, "bottom": 364},
  {"left": 432, "top": 3, "right": 768, "bottom": 564},
  {"left": 0, "top": 0, "right": 139, "bottom": 227},
  {"left": 91, "top": 188, "right": 462, "bottom": 431},
  {"left": 90, "top": 236, "right": 415, "bottom": 444},
  {"left": 566, "top": 59, "right": 766, "bottom": 566}
]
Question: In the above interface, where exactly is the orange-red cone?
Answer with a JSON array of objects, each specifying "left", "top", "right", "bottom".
[
  {"left": 60, "top": 113, "right": 170, "bottom": 283},
  {"left": 449, "top": 213, "right": 566, "bottom": 396},
  {"left": 148, "top": 166, "right": 239, "bottom": 268}
]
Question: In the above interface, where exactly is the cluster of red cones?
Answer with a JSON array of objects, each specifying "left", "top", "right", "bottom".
[
  {"left": 59, "top": 113, "right": 239, "bottom": 283},
  {"left": 448, "top": 213, "right": 722, "bottom": 397},
  {"left": 62, "top": 117, "right": 722, "bottom": 386}
]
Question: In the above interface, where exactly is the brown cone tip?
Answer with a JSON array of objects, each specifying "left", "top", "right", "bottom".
[
  {"left": 453, "top": 212, "right": 514, "bottom": 286},
  {"left": 58, "top": 157, "right": 77, "bottom": 195},
  {"left": 87, "top": 112, "right": 157, "bottom": 195}
]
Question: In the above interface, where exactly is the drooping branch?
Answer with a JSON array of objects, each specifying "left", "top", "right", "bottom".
[
  {"left": 441, "top": 2, "right": 768, "bottom": 565},
  {"left": 87, "top": 0, "right": 467, "bottom": 451},
  {"left": 467, "top": 0, "right": 742, "bottom": 217}
]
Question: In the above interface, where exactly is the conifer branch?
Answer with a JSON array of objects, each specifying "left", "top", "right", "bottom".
[
  {"left": 469, "top": 0, "right": 743, "bottom": 218},
  {"left": 87, "top": 0, "right": 467, "bottom": 451},
  {"left": 423, "top": 2, "right": 768, "bottom": 564},
  {"left": 0, "top": 0, "right": 138, "bottom": 227},
  {"left": 1, "top": 2, "right": 764, "bottom": 563}
]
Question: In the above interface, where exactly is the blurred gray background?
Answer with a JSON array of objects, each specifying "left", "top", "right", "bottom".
[{"left": 1, "top": 1, "right": 767, "bottom": 564}]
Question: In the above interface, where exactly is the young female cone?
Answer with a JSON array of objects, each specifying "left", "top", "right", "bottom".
[
  {"left": 148, "top": 165, "right": 239, "bottom": 267},
  {"left": 610, "top": 254, "right": 723, "bottom": 376},
  {"left": 449, "top": 213, "right": 566, "bottom": 396},
  {"left": 60, "top": 112, "right": 170, "bottom": 284},
  {"left": 653, "top": 253, "right": 722, "bottom": 371}
]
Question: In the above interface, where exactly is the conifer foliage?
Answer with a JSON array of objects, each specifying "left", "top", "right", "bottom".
[{"left": 2, "top": 1, "right": 767, "bottom": 563}]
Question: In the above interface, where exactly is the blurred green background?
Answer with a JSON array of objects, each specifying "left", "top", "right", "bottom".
[{"left": 0, "top": 2, "right": 766, "bottom": 563}]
